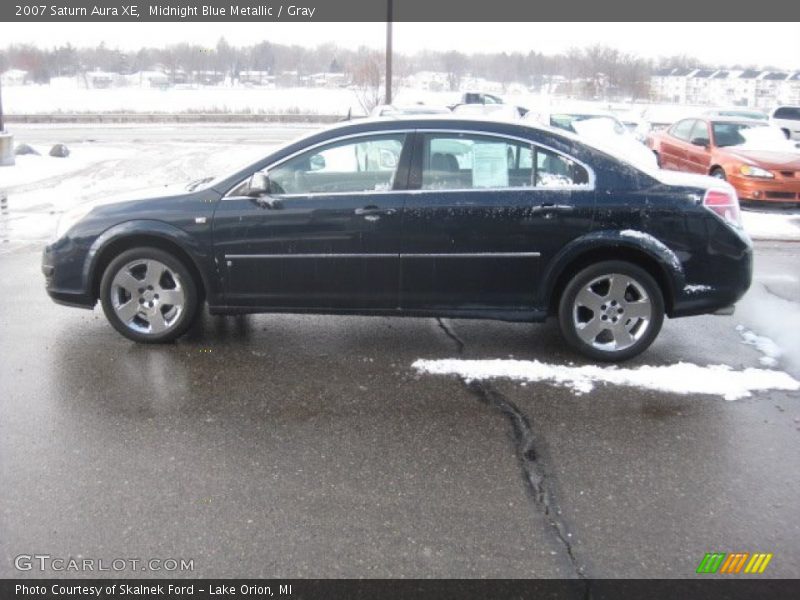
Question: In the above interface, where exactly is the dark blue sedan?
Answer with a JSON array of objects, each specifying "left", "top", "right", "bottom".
[{"left": 42, "top": 118, "right": 752, "bottom": 360}]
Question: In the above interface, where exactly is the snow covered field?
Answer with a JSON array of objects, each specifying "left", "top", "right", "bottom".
[{"left": 3, "top": 83, "right": 708, "bottom": 120}]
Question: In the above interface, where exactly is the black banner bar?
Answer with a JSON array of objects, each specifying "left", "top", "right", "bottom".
[
  {"left": 2, "top": 0, "right": 800, "bottom": 22},
  {"left": 3, "top": 579, "right": 800, "bottom": 600}
]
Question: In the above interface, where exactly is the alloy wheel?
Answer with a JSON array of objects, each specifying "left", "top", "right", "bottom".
[
  {"left": 572, "top": 273, "right": 653, "bottom": 351},
  {"left": 110, "top": 258, "right": 186, "bottom": 335}
]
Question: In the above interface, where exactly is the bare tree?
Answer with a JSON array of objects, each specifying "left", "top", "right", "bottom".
[{"left": 349, "top": 48, "right": 384, "bottom": 113}]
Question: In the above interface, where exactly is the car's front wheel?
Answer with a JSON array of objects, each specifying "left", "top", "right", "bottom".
[
  {"left": 558, "top": 261, "right": 665, "bottom": 361},
  {"left": 100, "top": 247, "right": 199, "bottom": 343}
]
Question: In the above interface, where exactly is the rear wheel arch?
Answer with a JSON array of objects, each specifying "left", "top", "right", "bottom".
[
  {"left": 91, "top": 234, "right": 207, "bottom": 304},
  {"left": 547, "top": 245, "right": 675, "bottom": 317}
]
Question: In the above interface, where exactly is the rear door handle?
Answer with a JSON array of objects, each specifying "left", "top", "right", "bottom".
[
  {"left": 532, "top": 203, "right": 574, "bottom": 215},
  {"left": 355, "top": 206, "right": 397, "bottom": 216}
]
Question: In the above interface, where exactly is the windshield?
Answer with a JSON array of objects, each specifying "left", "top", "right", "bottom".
[{"left": 712, "top": 122, "right": 766, "bottom": 147}]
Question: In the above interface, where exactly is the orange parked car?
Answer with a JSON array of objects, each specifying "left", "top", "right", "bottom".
[{"left": 648, "top": 117, "right": 800, "bottom": 204}]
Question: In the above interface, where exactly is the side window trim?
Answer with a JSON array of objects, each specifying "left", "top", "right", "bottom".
[
  {"left": 409, "top": 128, "right": 594, "bottom": 192},
  {"left": 223, "top": 129, "right": 415, "bottom": 199}
]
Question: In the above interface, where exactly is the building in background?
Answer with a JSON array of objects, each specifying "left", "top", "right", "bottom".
[{"left": 651, "top": 68, "right": 800, "bottom": 108}]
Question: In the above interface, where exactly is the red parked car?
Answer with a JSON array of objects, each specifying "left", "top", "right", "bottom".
[{"left": 648, "top": 117, "right": 800, "bottom": 204}]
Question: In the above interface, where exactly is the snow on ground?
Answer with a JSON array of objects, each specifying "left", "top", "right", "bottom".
[
  {"left": 5, "top": 85, "right": 363, "bottom": 115},
  {"left": 741, "top": 210, "right": 800, "bottom": 241},
  {"left": 736, "top": 325, "right": 782, "bottom": 367},
  {"left": 0, "top": 145, "right": 133, "bottom": 188},
  {"left": 412, "top": 358, "right": 799, "bottom": 401},
  {"left": 736, "top": 280, "right": 800, "bottom": 375}
]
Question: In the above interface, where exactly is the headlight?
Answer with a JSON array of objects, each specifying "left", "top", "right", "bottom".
[
  {"left": 739, "top": 165, "right": 774, "bottom": 179},
  {"left": 54, "top": 204, "right": 94, "bottom": 240}
]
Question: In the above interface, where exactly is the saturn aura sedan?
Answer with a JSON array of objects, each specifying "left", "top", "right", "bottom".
[{"left": 43, "top": 117, "right": 752, "bottom": 361}]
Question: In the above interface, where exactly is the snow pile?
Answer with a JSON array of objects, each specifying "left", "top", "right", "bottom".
[
  {"left": 571, "top": 117, "right": 658, "bottom": 169},
  {"left": 738, "top": 127, "right": 800, "bottom": 153},
  {"left": 736, "top": 325, "right": 782, "bottom": 367},
  {"left": 741, "top": 211, "right": 800, "bottom": 241},
  {"left": 737, "top": 282, "right": 800, "bottom": 374},
  {"left": 412, "top": 358, "right": 799, "bottom": 401}
]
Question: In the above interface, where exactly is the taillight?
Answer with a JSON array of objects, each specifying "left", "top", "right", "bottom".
[{"left": 703, "top": 188, "right": 741, "bottom": 228}]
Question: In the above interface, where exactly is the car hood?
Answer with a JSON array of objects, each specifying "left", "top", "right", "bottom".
[{"left": 726, "top": 149, "right": 800, "bottom": 169}]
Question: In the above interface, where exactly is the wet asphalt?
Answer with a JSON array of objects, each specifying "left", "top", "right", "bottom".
[
  {"left": 0, "top": 244, "right": 798, "bottom": 579},
  {"left": 1, "top": 124, "right": 799, "bottom": 579}
]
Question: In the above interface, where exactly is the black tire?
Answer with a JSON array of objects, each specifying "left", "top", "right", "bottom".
[
  {"left": 558, "top": 260, "right": 665, "bottom": 362},
  {"left": 710, "top": 167, "right": 726, "bottom": 180},
  {"left": 100, "top": 247, "right": 199, "bottom": 343}
]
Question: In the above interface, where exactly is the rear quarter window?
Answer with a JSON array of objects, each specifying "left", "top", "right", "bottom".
[{"left": 774, "top": 107, "right": 800, "bottom": 120}]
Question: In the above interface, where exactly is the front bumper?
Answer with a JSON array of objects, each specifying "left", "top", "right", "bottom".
[
  {"left": 42, "top": 242, "right": 95, "bottom": 309},
  {"left": 729, "top": 173, "right": 800, "bottom": 203}
]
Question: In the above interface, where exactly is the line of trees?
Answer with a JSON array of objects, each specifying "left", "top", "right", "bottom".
[{"left": 0, "top": 38, "right": 739, "bottom": 101}]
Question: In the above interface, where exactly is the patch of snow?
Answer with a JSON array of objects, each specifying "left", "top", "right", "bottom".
[
  {"left": 736, "top": 325, "right": 782, "bottom": 367},
  {"left": 619, "top": 229, "right": 682, "bottom": 271},
  {"left": 412, "top": 358, "right": 799, "bottom": 401},
  {"left": 684, "top": 284, "right": 713, "bottom": 294}
]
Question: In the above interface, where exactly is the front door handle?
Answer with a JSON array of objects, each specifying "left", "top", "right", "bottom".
[{"left": 354, "top": 206, "right": 397, "bottom": 216}]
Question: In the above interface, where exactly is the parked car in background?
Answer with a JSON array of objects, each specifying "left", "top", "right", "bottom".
[
  {"left": 525, "top": 110, "right": 657, "bottom": 169},
  {"left": 370, "top": 104, "right": 452, "bottom": 118},
  {"left": 648, "top": 117, "right": 800, "bottom": 204},
  {"left": 43, "top": 117, "right": 751, "bottom": 361},
  {"left": 451, "top": 102, "right": 522, "bottom": 121},
  {"left": 770, "top": 105, "right": 800, "bottom": 140},
  {"left": 450, "top": 92, "right": 529, "bottom": 117},
  {"left": 704, "top": 108, "right": 768, "bottom": 122}
]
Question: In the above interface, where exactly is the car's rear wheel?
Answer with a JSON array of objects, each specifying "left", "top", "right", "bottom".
[
  {"left": 100, "top": 247, "right": 199, "bottom": 343},
  {"left": 558, "top": 261, "right": 665, "bottom": 361},
  {"left": 710, "top": 167, "right": 726, "bottom": 180}
]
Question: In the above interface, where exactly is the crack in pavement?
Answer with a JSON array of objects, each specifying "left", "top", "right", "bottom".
[{"left": 434, "top": 318, "right": 589, "bottom": 585}]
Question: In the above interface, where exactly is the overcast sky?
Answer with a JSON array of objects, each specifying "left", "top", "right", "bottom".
[{"left": 3, "top": 22, "right": 799, "bottom": 69}]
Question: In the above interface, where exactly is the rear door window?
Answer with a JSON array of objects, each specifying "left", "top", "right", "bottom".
[
  {"left": 670, "top": 119, "right": 697, "bottom": 141},
  {"left": 420, "top": 133, "right": 534, "bottom": 190}
]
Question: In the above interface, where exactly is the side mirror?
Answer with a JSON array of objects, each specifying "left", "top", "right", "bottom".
[
  {"left": 690, "top": 137, "right": 709, "bottom": 147},
  {"left": 246, "top": 172, "right": 269, "bottom": 197}
]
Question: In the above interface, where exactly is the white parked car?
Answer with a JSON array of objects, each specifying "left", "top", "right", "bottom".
[
  {"left": 770, "top": 105, "right": 800, "bottom": 140},
  {"left": 451, "top": 103, "right": 523, "bottom": 121},
  {"left": 370, "top": 104, "right": 452, "bottom": 118},
  {"left": 524, "top": 110, "right": 658, "bottom": 169}
]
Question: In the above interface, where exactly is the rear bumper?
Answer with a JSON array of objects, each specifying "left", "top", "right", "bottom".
[
  {"left": 729, "top": 174, "right": 800, "bottom": 203},
  {"left": 671, "top": 231, "right": 753, "bottom": 318}
]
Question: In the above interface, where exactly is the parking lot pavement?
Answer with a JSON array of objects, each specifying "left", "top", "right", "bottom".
[{"left": 1, "top": 243, "right": 798, "bottom": 579}]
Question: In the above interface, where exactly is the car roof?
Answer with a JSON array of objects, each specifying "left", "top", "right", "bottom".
[{"left": 705, "top": 117, "right": 768, "bottom": 125}]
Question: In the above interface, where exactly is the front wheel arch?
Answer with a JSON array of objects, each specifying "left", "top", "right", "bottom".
[{"left": 91, "top": 234, "right": 207, "bottom": 304}]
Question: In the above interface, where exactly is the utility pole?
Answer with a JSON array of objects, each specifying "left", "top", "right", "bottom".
[
  {"left": 0, "top": 74, "right": 14, "bottom": 166},
  {"left": 385, "top": 0, "right": 393, "bottom": 105},
  {"left": 0, "top": 75, "right": 5, "bottom": 132}
]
